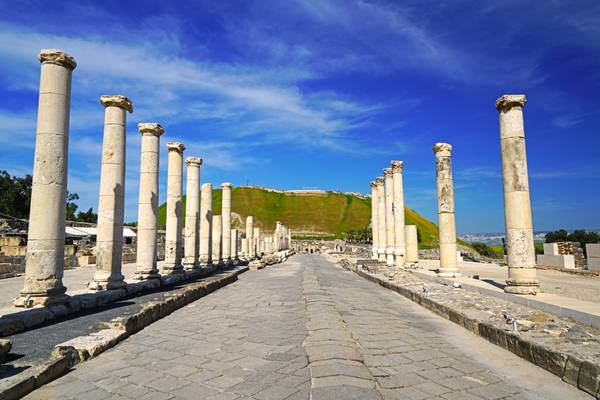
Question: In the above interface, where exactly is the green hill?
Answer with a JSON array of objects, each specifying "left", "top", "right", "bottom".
[{"left": 157, "top": 186, "right": 441, "bottom": 247}]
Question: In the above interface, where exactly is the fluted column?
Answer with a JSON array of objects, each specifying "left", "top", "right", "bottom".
[
  {"left": 221, "top": 183, "right": 232, "bottom": 263},
  {"left": 91, "top": 95, "right": 132, "bottom": 290},
  {"left": 405, "top": 225, "right": 419, "bottom": 263},
  {"left": 212, "top": 215, "right": 222, "bottom": 266},
  {"left": 231, "top": 229, "right": 239, "bottom": 261},
  {"left": 433, "top": 143, "right": 460, "bottom": 277},
  {"left": 375, "top": 177, "right": 387, "bottom": 262},
  {"left": 391, "top": 161, "right": 406, "bottom": 267},
  {"left": 369, "top": 181, "right": 379, "bottom": 260},
  {"left": 497, "top": 94, "right": 539, "bottom": 295},
  {"left": 16, "top": 50, "right": 77, "bottom": 307},
  {"left": 133, "top": 123, "right": 164, "bottom": 280},
  {"left": 384, "top": 168, "right": 395, "bottom": 266},
  {"left": 163, "top": 142, "right": 185, "bottom": 275},
  {"left": 183, "top": 157, "right": 202, "bottom": 270},
  {"left": 246, "top": 216, "right": 254, "bottom": 259},
  {"left": 199, "top": 183, "right": 213, "bottom": 266}
]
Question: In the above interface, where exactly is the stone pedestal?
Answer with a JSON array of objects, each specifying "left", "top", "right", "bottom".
[
  {"left": 91, "top": 95, "right": 132, "bottom": 290},
  {"left": 384, "top": 168, "right": 395, "bottom": 266},
  {"left": 433, "top": 143, "right": 460, "bottom": 277},
  {"left": 133, "top": 123, "right": 164, "bottom": 281},
  {"left": 497, "top": 94, "right": 539, "bottom": 294},
  {"left": 17, "top": 50, "right": 77, "bottom": 307},
  {"left": 212, "top": 215, "right": 222, "bottom": 266},
  {"left": 246, "top": 216, "right": 254, "bottom": 259},
  {"left": 370, "top": 181, "right": 379, "bottom": 260},
  {"left": 391, "top": 161, "right": 406, "bottom": 267},
  {"left": 183, "top": 157, "right": 202, "bottom": 270},
  {"left": 163, "top": 142, "right": 185, "bottom": 275},
  {"left": 405, "top": 225, "right": 419, "bottom": 263},
  {"left": 221, "top": 183, "right": 232, "bottom": 263},
  {"left": 199, "top": 183, "right": 213, "bottom": 266},
  {"left": 375, "top": 177, "right": 387, "bottom": 262}
]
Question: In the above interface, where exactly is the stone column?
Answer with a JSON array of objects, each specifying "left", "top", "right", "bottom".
[
  {"left": 133, "top": 123, "right": 164, "bottom": 280},
  {"left": 391, "top": 161, "right": 406, "bottom": 267},
  {"left": 163, "top": 142, "right": 185, "bottom": 275},
  {"left": 221, "top": 183, "right": 233, "bottom": 263},
  {"left": 405, "top": 225, "right": 419, "bottom": 263},
  {"left": 246, "top": 216, "right": 254, "bottom": 258},
  {"left": 254, "top": 227, "right": 261, "bottom": 255},
  {"left": 212, "top": 215, "right": 222, "bottom": 266},
  {"left": 16, "top": 50, "right": 77, "bottom": 307},
  {"left": 183, "top": 157, "right": 202, "bottom": 270},
  {"left": 231, "top": 229, "right": 238, "bottom": 260},
  {"left": 497, "top": 95, "right": 539, "bottom": 295},
  {"left": 241, "top": 238, "right": 249, "bottom": 258},
  {"left": 199, "top": 183, "right": 213, "bottom": 266},
  {"left": 369, "top": 181, "right": 379, "bottom": 260},
  {"left": 375, "top": 177, "right": 387, "bottom": 262},
  {"left": 433, "top": 143, "right": 460, "bottom": 277},
  {"left": 91, "top": 95, "right": 132, "bottom": 290},
  {"left": 384, "top": 168, "right": 395, "bottom": 266}
]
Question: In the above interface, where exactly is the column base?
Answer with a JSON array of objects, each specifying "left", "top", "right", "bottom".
[
  {"left": 183, "top": 262, "right": 200, "bottom": 271},
  {"left": 132, "top": 271, "right": 161, "bottom": 281},
  {"left": 438, "top": 268, "right": 461, "bottom": 278},
  {"left": 89, "top": 279, "right": 126, "bottom": 291},
  {"left": 377, "top": 252, "right": 386, "bottom": 262},
  {"left": 162, "top": 264, "right": 185, "bottom": 275},
  {"left": 386, "top": 253, "right": 395, "bottom": 266},
  {"left": 14, "top": 291, "right": 69, "bottom": 308},
  {"left": 504, "top": 279, "right": 539, "bottom": 295}
]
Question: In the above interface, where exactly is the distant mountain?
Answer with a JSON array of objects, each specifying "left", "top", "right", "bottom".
[{"left": 459, "top": 230, "right": 600, "bottom": 245}]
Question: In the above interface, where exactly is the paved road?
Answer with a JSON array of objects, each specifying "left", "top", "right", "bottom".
[{"left": 26, "top": 254, "right": 589, "bottom": 400}]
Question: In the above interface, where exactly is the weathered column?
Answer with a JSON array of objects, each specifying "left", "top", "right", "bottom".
[
  {"left": 241, "top": 238, "right": 249, "bottom": 258},
  {"left": 163, "top": 142, "right": 185, "bottom": 275},
  {"left": 254, "top": 227, "right": 261, "bottom": 256},
  {"left": 16, "top": 50, "right": 77, "bottom": 307},
  {"left": 375, "top": 177, "right": 387, "bottom": 262},
  {"left": 221, "top": 183, "right": 233, "bottom": 264},
  {"left": 133, "top": 123, "right": 164, "bottom": 280},
  {"left": 199, "top": 183, "right": 213, "bottom": 266},
  {"left": 91, "top": 95, "right": 132, "bottom": 290},
  {"left": 433, "top": 143, "right": 460, "bottom": 277},
  {"left": 212, "top": 215, "right": 222, "bottom": 266},
  {"left": 391, "top": 161, "right": 406, "bottom": 267},
  {"left": 246, "top": 216, "right": 254, "bottom": 258},
  {"left": 369, "top": 181, "right": 379, "bottom": 260},
  {"left": 183, "top": 157, "right": 202, "bottom": 270},
  {"left": 497, "top": 94, "right": 539, "bottom": 295},
  {"left": 405, "top": 225, "right": 419, "bottom": 263},
  {"left": 231, "top": 229, "right": 238, "bottom": 260},
  {"left": 384, "top": 168, "right": 395, "bottom": 266}
]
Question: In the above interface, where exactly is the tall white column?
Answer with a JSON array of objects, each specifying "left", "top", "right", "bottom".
[
  {"left": 254, "top": 227, "right": 261, "bottom": 255},
  {"left": 231, "top": 228, "right": 239, "bottom": 261},
  {"left": 497, "top": 94, "right": 539, "bottom": 295},
  {"left": 405, "top": 225, "right": 419, "bottom": 263},
  {"left": 183, "top": 157, "right": 202, "bottom": 270},
  {"left": 16, "top": 50, "right": 76, "bottom": 307},
  {"left": 199, "top": 183, "right": 213, "bottom": 266},
  {"left": 375, "top": 177, "right": 387, "bottom": 262},
  {"left": 134, "top": 123, "right": 164, "bottom": 280},
  {"left": 369, "top": 181, "right": 379, "bottom": 260},
  {"left": 92, "top": 95, "right": 132, "bottom": 290},
  {"left": 433, "top": 143, "right": 460, "bottom": 277},
  {"left": 241, "top": 238, "right": 249, "bottom": 258},
  {"left": 163, "top": 142, "right": 185, "bottom": 275},
  {"left": 384, "top": 168, "right": 395, "bottom": 266},
  {"left": 212, "top": 215, "right": 222, "bottom": 266},
  {"left": 246, "top": 216, "right": 254, "bottom": 259},
  {"left": 221, "top": 183, "right": 233, "bottom": 263},
  {"left": 391, "top": 161, "right": 406, "bottom": 267}
]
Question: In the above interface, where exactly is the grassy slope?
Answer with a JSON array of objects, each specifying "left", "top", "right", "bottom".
[{"left": 158, "top": 187, "right": 442, "bottom": 247}]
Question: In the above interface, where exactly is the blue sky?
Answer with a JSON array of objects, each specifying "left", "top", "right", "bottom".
[{"left": 0, "top": 0, "right": 598, "bottom": 233}]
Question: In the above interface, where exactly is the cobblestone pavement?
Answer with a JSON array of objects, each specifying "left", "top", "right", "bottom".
[{"left": 25, "top": 255, "right": 589, "bottom": 399}]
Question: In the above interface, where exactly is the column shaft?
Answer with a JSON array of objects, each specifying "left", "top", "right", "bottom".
[
  {"left": 375, "top": 177, "right": 387, "bottom": 262},
  {"left": 370, "top": 181, "right": 379, "bottom": 260},
  {"left": 199, "top": 183, "right": 213, "bottom": 265},
  {"left": 212, "top": 215, "right": 222, "bottom": 266},
  {"left": 254, "top": 227, "right": 261, "bottom": 256},
  {"left": 241, "top": 238, "right": 249, "bottom": 258},
  {"left": 17, "top": 50, "right": 77, "bottom": 307},
  {"left": 163, "top": 142, "right": 185, "bottom": 274},
  {"left": 246, "top": 216, "right": 254, "bottom": 258},
  {"left": 183, "top": 157, "right": 202, "bottom": 270},
  {"left": 497, "top": 95, "right": 539, "bottom": 294},
  {"left": 405, "top": 225, "right": 419, "bottom": 263},
  {"left": 221, "top": 183, "right": 232, "bottom": 263},
  {"left": 391, "top": 161, "right": 406, "bottom": 266},
  {"left": 384, "top": 168, "right": 395, "bottom": 266},
  {"left": 231, "top": 229, "right": 238, "bottom": 260}
]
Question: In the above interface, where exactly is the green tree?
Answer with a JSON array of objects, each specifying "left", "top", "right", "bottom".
[
  {"left": 76, "top": 207, "right": 97, "bottom": 223},
  {"left": 545, "top": 229, "right": 568, "bottom": 243},
  {"left": 0, "top": 170, "right": 32, "bottom": 218},
  {"left": 66, "top": 192, "right": 79, "bottom": 220}
]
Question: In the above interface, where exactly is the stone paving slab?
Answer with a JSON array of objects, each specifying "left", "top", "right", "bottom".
[{"left": 25, "top": 254, "right": 591, "bottom": 400}]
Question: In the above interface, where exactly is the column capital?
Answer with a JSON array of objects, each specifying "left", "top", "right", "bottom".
[
  {"left": 167, "top": 142, "right": 185, "bottom": 153},
  {"left": 391, "top": 160, "right": 403, "bottom": 173},
  {"left": 383, "top": 167, "right": 393, "bottom": 177},
  {"left": 247, "top": 215, "right": 253, "bottom": 222},
  {"left": 38, "top": 49, "right": 77, "bottom": 70},
  {"left": 496, "top": 94, "right": 526, "bottom": 112},
  {"left": 433, "top": 142, "right": 452, "bottom": 155},
  {"left": 186, "top": 156, "right": 202, "bottom": 167},
  {"left": 221, "top": 182, "right": 233, "bottom": 189},
  {"left": 375, "top": 177, "right": 385, "bottom": 185},
  {"left": 138, "top": 123, "right": 164, "bottom": 136},
  {"left": 100, "top": 95, "right": 133, "bottom": 113},
  {"left": 201, "top": 182, "right": 212, "bottom": 190},
  {"left": 369, "top": 181, "right": 377, "bottom": 188}
]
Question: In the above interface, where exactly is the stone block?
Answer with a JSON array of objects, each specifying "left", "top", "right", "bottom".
[
  {"left": 587, "top": 244, "right": 600, "bottom": 259},
  {"left": 544, "top": 243, "right": 559, "bottom": 255},
  {"left": 77, "top": 255, "right": 96, "bottom": 266},
  {"left": 588, "top": 257, "right": 600, "bottom": 272},
  {"left": 536, "top": 254, "right": 575, "bottom": 269},
  {"left": 0, "top": 236, "right": 25, "bottom": 246},
  {"left": 0, "top": 246, "right": 27, "bottom": 256}
]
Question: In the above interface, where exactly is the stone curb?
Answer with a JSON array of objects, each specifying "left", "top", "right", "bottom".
[
  {"left": 0, "top": 267, "right": 248, "bottom": 400},
  {"left": 339, "top": 260, "right": 600, "bottom": 398}
]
